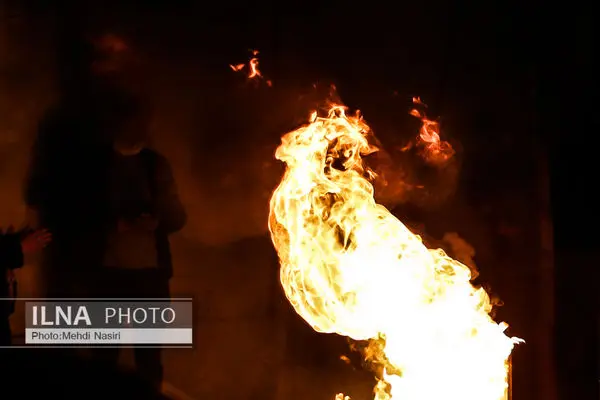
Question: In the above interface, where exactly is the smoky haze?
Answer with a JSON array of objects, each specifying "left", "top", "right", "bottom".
[{"left": 1, "top": 5, "right": 463, "bottom": 245}]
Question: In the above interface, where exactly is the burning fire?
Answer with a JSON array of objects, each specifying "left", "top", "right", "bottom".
[
  {"left": 268, "top": 103, "right": 522, "bottom": 400},
  {"left": 402, "top": 97, "right": 454, "bottom": 165},
  {"left": 230, "top": 50, "right": 272, "bottom": 86}
]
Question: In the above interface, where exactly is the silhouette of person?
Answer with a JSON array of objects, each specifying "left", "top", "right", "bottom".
[
  {"left": 24, "top": 31, "right": 143, "bottom": 298},
  {"left": 85, "top": 93, "right": 186, "bottom": 390}
]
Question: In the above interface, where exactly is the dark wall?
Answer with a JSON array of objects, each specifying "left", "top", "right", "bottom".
[{"left": 542, "top": 2, "right": 597, "bottom": 399}]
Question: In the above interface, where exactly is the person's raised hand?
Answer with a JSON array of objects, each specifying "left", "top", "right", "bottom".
[{"left": 20, "top": 228, "right": 52, "bottom": 254}]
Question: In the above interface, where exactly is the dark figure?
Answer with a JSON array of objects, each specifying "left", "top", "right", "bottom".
[
  {"left": 25, "top": 103, "right": 112, "bottom": 298},
  {"left": 89, "top": 98, "right": 186, "bottom": 391},
  {"left": 24, "top": 30, "right": 182, "bottom": 391},
  {"left": 0, "top": 228, "right": 51, "bottom": 345},
  {"left": 25, "top": 32, "right": 143, "bottom": 298}
]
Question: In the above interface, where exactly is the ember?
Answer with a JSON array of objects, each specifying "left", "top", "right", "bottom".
[
  {"left": 229, "top": 50, "right": 272, "bottom": 86},
  {"left": 268, "top": 102, "right": 523, "bottom": 400}
]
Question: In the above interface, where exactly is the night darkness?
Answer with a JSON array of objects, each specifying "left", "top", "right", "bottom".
[{"left": 0, "top": 1, "right": 596, "bottom": 400}]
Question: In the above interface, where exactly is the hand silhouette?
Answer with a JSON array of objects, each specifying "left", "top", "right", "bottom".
[{"left": 20, "top": 229, "right": 52, "bottom": 254}]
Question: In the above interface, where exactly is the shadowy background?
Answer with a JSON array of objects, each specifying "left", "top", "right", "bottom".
[{"left": 0, "top": 0, "right": 595, "bottom": 399}]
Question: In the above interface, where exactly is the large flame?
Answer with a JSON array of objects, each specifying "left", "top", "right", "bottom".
[{"left": 268, "top": 103, "right": 522, "bottom": 400}]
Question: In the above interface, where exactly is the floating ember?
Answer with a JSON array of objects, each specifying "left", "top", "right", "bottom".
[
  {"left": 268, "top": 103, "right": 522, "bottom": 400},
  {"left": 229, "top": 49, "right": 272, "bottom": 86}
]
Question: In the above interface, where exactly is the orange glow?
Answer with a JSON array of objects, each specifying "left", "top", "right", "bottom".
[
  {"left": 230, "top": 63, "right": 245, "bottom": 72},
  {"left": 229, "top": 50, "right": 272, "bottom": 86},
  {"left": 409, "top": 97, "right": 454, "bottom": 164},
  {"left": 94, "top": 33, "right": 128, "bottom": 53},
  {"left": 268, "top": 101, "right": 522, "bottom": 400}
]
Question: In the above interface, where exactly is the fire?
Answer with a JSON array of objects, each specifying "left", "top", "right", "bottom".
[
  {"left": 406, "top": 97, "right": 454, "bottom": 164},
  {"left": 268, "top": 103, "right": 522, "bottom": 400},
  {"left": 229, "top": 50, "right": 272, "bottom": 86}
]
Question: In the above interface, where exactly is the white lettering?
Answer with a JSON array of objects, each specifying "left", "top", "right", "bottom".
[
  {"left": 118, "top": 307, "right": 131, "bottom": 324},
  {"left": 133, "top": 308, "right": 147, "bottom": 324},
  {"left": 41, "top": 306, "right": 53, "bottom": 326},
  {"left": 149, "top": 307, "right": 160, "bottom": 322},
  {"left": 56, "top": 306, "right": 71, "bottom": 325},
  {"left": 74, "top": 307, "right": 92, "bottom": 326},
  {"left": 161, "top": 308, "right": 176, "bottom": 324},
  {"left": 31, "top": 306, "right": 91, "bottom": 326},
  {"left": 105, "top": 308, "right": 116, "bottom": 324},
  {"left": 100, "top": 307, "right": 179, "bottom": 326}
]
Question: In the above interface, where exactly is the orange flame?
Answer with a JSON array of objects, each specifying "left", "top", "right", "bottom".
[
  {"left": 409, "top": 97, "right": 454, "bottom": 164},
  {"left": 269, "top": 100, "right": 522, "bottom": 400},
  {"left": 230, "top": 63, "right": 245, "bottom": 72},
  {"left": 229, "top": 50, "right": 272, "bottom": 86}
]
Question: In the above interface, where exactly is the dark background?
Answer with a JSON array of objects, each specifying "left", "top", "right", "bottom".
[{"left": 1, "top": 0, "right": 596, "bottom": 399}]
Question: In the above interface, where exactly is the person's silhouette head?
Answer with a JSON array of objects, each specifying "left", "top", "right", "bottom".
[{"left": 90, "top": 33, "right": 132, "bottom": 77}]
